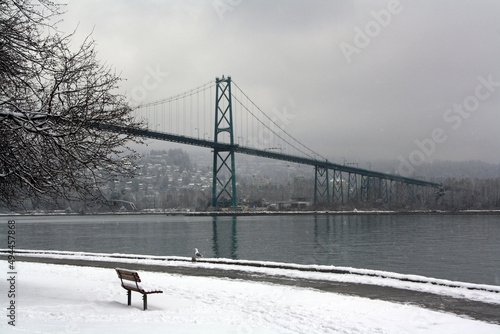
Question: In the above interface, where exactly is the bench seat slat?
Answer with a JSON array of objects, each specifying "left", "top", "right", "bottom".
[{"left": 121, "top": 280, "right": 163, "bottom": 294}]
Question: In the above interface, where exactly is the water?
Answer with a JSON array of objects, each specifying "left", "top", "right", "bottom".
[{"left": 1, "top": 214, "right": 499, "bottom": 285}]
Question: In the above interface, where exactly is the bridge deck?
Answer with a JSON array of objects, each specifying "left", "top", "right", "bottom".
[{"left": 99, "top": 124, "right": 440, "bottom": 188}]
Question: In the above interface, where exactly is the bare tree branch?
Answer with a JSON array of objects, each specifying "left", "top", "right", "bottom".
[{"left": 0, "top": 0, "right": 144, "bottom": 209}]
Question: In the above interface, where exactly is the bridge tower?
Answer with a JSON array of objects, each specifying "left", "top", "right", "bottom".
[{"left": 212, "top": 76, "right": 237, "bottom": 207}]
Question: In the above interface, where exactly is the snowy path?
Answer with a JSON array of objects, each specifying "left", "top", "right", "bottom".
[
  {"left": 2, "top": 250, "right": 499, "bottom": 323},
  {"left": 1, "top": 260, "right": 499, "bottom": 334}
]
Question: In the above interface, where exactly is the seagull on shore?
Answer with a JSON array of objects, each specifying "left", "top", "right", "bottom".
[{"left": 194, "top": 248, "right": 203, "bottom": 258}]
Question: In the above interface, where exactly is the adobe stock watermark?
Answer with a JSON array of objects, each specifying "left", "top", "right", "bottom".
[
  {"left": 255, "top": 105, "right": 297, "bottom": 150},
  {"left": 6, "top": 220, "right": 16, "bottom": 327},
  {"left": 213, "top": 0, "right": 244, "bottom": 21},
  {"left": 126, "top": 65, "right": 168, "bottom": 104},
  {"left": 339, "top": 0, "right": 407, "bottom": 64},
  {"left": 398, "top": 74, "right": 499, "bottom": 176}
]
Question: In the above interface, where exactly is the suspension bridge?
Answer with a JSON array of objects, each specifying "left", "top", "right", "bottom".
[{"left": 101, "top": 76, "right": 442, "bottom": 208}]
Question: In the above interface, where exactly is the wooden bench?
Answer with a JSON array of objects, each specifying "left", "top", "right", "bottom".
[{"left": 115, "top": 268, "right": 163, "bottom": 310}]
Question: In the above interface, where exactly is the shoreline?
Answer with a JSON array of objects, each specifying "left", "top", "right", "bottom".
[{"left": 2, "top": 209, "right": 500, "bottom": 217}]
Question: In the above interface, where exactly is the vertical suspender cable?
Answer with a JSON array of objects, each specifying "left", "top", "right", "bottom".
[
  {"left": 197, "top": 89, "right": 200, "bottom": 138},
  {"left": 169, "top": 98, "right": 172, "bottom": 133}
]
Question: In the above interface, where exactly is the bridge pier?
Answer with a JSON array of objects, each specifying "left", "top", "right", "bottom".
[
  {"left": 314, "top": 165, "right": 330, "bottom": 206},
  {"left": 406, "top": 183, "right": 415, "bottom": 204},
  {"left": 360, "top": 175, "right": 371, "bottom": 202},
  {"left": 379, "top": 178, "right": 389, "bottom": 204},
  {"left": 347, "top": 173, "right": 358, "bottom": 202},
  {"left": 332, "top": 170, "right": 344, "bottom": 204}
]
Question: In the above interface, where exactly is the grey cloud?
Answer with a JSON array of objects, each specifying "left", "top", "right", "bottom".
[{"left": 59, "top": 0, "right": 500, "bottom": 164}]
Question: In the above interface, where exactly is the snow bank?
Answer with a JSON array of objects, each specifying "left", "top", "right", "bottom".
[
  {"left": 1, "top": 259, "right": 499, "bottom": 333},
  {"left": 7, "top": 249, "right": 500, "bottom": 304}
]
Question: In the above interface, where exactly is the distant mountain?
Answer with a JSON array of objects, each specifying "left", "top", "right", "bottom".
[{"left": 362, "top": 159, "right": 500, "bottom": 181}]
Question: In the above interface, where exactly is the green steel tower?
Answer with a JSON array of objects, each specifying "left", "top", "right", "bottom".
[{"left": 212, "top": 76, "right": 237, "bottom": 207}]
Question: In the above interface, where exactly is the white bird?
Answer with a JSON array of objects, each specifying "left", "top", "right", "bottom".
[{"left": 194, "top": 248, "right": 203, "bottom": 258}]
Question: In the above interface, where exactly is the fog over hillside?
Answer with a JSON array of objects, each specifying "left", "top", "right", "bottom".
[{"left": 183, "top": 146, "right": 500, "bottom": 181}]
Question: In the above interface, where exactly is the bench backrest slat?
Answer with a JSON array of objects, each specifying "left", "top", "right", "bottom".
[{"left": 116, "top": 268, "right": 141, "bottom": 283}]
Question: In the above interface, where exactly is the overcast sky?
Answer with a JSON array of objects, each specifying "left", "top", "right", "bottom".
[{"left": 58, "top": 0, "right": 500, "bottom": 166}]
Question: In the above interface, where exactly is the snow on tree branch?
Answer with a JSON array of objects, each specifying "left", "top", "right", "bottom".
[{"left": 1, "top": 0, "right": 144, "bottom": 209}]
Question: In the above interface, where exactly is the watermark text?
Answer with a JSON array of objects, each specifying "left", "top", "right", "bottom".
[
  {"left": 6, "top": 220, "right": 17, "bottom": 327},
  {"left": 398, "top": 74, "right": 499, "bottom": 175},
  {"left": 340, "top": 0, "right": 406, "bottom": 64},
  {"left": 213, "top": 0, "right": 244, "bottom": 21}
]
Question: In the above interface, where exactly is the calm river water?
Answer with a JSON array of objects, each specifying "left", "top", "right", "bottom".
[{"left": 2, "top": 214, "right": 499, "bottom": 285}]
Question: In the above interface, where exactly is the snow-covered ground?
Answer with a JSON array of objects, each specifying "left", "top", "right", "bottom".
[{"left": 1, "top": 256, "right": 499, "bottom": 333}]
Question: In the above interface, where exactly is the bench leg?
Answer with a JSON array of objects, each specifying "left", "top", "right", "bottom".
[
  {"left": 127, "top": 290, "right": 131, "bottom": 306},
  {"left": 143, "top": 294, "right": 147, "bottom": 310}
]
